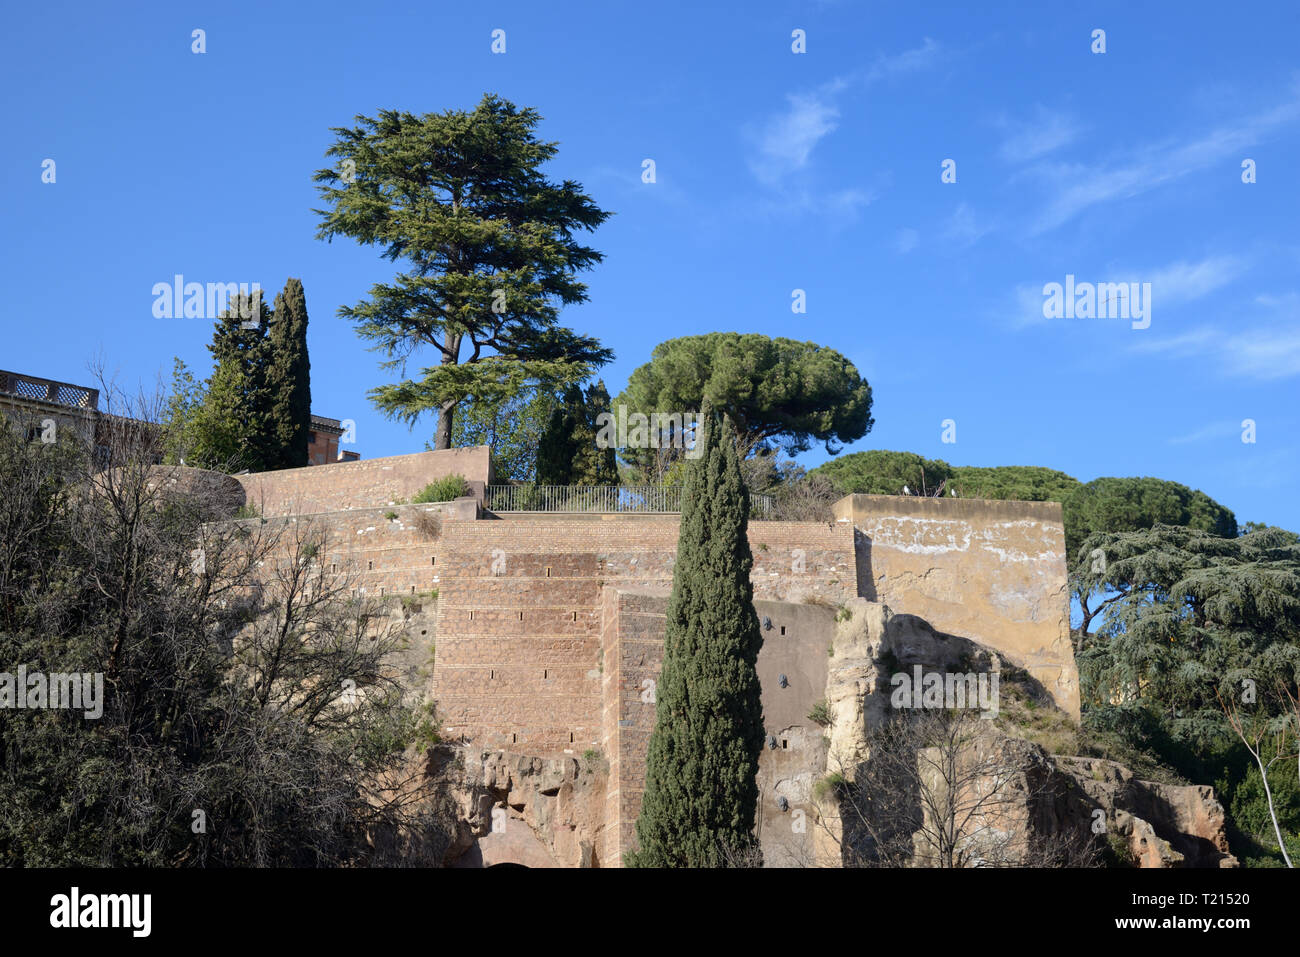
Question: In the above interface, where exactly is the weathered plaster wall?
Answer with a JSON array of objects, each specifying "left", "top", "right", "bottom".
[{"left": 833, "top": 494, "right": 1079, "bottom": 719}]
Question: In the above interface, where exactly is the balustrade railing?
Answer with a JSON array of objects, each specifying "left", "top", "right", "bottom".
[{"left": 485, "top": 484, "right": 774, "bottom": 517}]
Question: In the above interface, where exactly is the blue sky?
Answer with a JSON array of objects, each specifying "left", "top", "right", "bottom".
[{"left": 4, "top": 1, "right": 1297, "bottom": 530}]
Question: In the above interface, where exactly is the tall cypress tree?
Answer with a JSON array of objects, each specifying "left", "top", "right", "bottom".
[
  {"left": 626, "top": 407, "right": 766, "bottom": 867},
  {"left": 267, "top": 278, "right": 312, "bottom": 469},
  {"left": 535, "top": 380, "right": 619, "bottom": 486},
  {"left": 198, "top": 291, "right": 273, "bottom": 471},
  {"left": 572, "top": 379, "right": 618, "bottom": 485},
  {"left": 535, "top": 384, "right": 583, "bottom": 485}
]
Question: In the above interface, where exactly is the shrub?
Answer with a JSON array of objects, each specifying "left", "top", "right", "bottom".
[
  {"left": 413, "top": 510, "right": 442, "bottom": 539},
  {"left": 412, "top": 474, "right": 469, "bottom": 504},
  {"left": 813, "top": 772, "right": 847, "bottom": 801},
  {"left": 807, "top": 700, "right": 832, "bottom": 726}
]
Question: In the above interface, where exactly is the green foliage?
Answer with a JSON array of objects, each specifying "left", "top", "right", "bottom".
[
  {"left": 814, "top": 772, "right": 847, "bottom": 801},
  {"left": 1074, "top": 525, "right": 1300, "bottom": 720},
  {"left": 400, "top": 589, "right": 438, "bottom": 612},
  {"left": 450, "top": 385, "right": 559, "bottom": 482},
  {"left": 812, "top": 449, "right": 953, "bottom": 496},
  {"left": 0, "top": 427, "right": 433, "bottom": 866},
  {"left": 160, "top": 358, "right": 207, "bottom": 466},
  {"left": 1072, "top": 522, "right": 1300, "bottom": 854},
  {"left": 162, "top": 281, "right": 313, "bottom": 473},
  {"left": 617, "top": 333, "right": 873, "bottom": 460},
  {"left": 411, "top": 703, "right": 442, "bottom": 753},
  {"left": 807, "top": 700, "right": 831, "bottom": 726},
  {"left": 536, "top": 379, "right": 619, "bottom": 486},
  {"left": 314, "top": 94, "right": 613, "bottom": 449},
  {"left": 1065, "top": 476, "right": 1237, "bottom": 559},
  {"left": 411, "top": 475, "right": 469, "bottom": 503},
  {"left": 1230, "top": 760, "right": 1300, "bottom": 855},
  {"left": 265, "top": 278, "right": 312, "bottom": 470},
  {"left": 1103, "top": 832, "right": 1138, "bottom": 868},
  {"left": 626, "top": 409, "right": 765, "bottom": 868},
  {"left": 814, "top": 455, "right": 1080, "bottom": 503},
  {"left": 950, "top": 465, "right": 1081, "bottom": 504}
]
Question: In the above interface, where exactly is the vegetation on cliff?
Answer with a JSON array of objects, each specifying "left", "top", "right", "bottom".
[{"left": 0, "top": 416, "right": 439, "bottom": 866}]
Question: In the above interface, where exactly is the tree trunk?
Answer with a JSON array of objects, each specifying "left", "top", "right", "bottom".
[
  {"left": 433, "top": 399, "right": 455, "bottom": 450},
  {"left": 431, "top": 334, "right": 462, "bottom": 450}
]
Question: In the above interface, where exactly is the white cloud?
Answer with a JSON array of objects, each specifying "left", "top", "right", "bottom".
[
  {"left": 748, "top": 39, "right": 941, "bottom": 187},
  {"left": 897, "top": 228, "right": 919, "bottom": 253},
  {"left": 1004, "top": 255, "right": 1244, "bottom": 330},
  {"left": 942, "top": 202, "right": 993, "bottom": 246},
  {"left": 998, "top": 108, "right": 1080, "bottom": 163},
  {"left": 1128, "top": 291, "right": 1300, "bottom": 380},
  {"left": 1145, "top": 256, "right": 1246, "bottom": 305},
  {"left": 1166, "top": 421, "right": 1239, "bottom": 445},
  {"left": 752, "top": 90, "right": 842, "bottom": 183},
  {"left": 1026, "top": 84, "right": 1300, "bottom": 233},
  {"left": 862, "top": 37, "right": 940, "bottom": 84}
]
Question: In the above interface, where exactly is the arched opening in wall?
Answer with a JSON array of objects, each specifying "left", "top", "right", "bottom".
[{"left": 486, "top": 862, "right": 528, "bottom": 869}]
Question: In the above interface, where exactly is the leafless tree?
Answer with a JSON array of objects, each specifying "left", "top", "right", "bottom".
[
  {"left": 0, "top": 372, "right": 452, "bottom": 867},
  {"left": 770, "top": 471, "right": 843, "bottom": 521},
  {"left": 1219, "top": 686, "right": 1296, "bottom": 868},
  {"left": 814, "top": 710, "right": 1097, "bottom": 868}
]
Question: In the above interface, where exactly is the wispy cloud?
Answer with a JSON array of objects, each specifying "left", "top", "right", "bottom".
[
  {"left": 1144, "top": 256, "right": 1246, "bottom": 305},
  {"left": 1166, "top": 420, "right": 1240, "bottom": 445},
  {"left": 861, "top": 37, "right": 940, "bottom": 84},
  {"left": 1003, "top": 255, "right": 1246, "bottom": 329},
  {"left": 998, "top": 107, "right": 1080, "bottom": 163},
  {"left": 750, "top": 85, "right": 845, "bottom": 184},
  {"left": 1129, "top": 290, "right": 1300, "bottom": 380},
  {"left": 896, "top": 227, "right": 919, "bottom": 253},
  {"left": 942, "top": 202, "right": 993, "bottom": 247},
  {"left": 748, "top": 39, "right": 941, "bottom": 188},
  {"left": 1025, "top": 83, "right": 1300, "bottom": 233}
]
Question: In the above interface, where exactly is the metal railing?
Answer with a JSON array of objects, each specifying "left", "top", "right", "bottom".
[
  {"left": 486, "top": 484, "right": 774, "bottom": 517},
  {"left": 0, "top": 370, "right": 98, "bottom": 410}
]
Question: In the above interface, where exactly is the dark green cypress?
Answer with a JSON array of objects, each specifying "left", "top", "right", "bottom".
[
  {"left": 535, "top": 380, "right": 619, "bottom": 486},
  {"left": 268, "top": 278, "right": 312, "bottom": 469},
  {"left": 626, "top": 406, "right": 765, "bottom": 867},
  {"left": 204, "top": 291, "right": 273, "bottom": 472},
  {"left": 572, "top": 379, "right": 618, "bottom": 486},
  {"left": 535, "top": 384, "right": 583, "bottom": 485}
]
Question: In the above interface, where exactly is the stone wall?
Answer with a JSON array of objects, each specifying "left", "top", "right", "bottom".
[
  {"left": 193, "top": 449, "right": 1090, "bottom": 866},
  {"left": 599, "top": 590, "right": 835, "bottom": 866},
  {"left": 431, "top": 516, "right": 856, "bottom": 760},
  {"left": 833, "top": 494, "right": 1079, "bottom": 719},
  {"left": 235, "top": 446, "right": 492, "bottom": 517}
]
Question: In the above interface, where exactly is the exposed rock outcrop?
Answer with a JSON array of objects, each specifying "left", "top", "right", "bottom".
[
  {"left": 432, "top": 747, "right": 608, "bottom": 867},
  {"left": 820, "top": 598, "right": 1237, "bottom": 868},
  {"left": 1053, "top": 756, "right": 1237, "bottom": 867}
]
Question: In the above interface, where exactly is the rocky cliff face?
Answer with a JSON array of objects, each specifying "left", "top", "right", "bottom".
[
  {"left": 1052, "top": 756, "right": 1236, "bottom": 867},
  {"left": 433, "top": 748, "right": 608, "bottom": 868},
  {"left": 818, "top": 598, "right": 1237, "bottom": 868}
]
